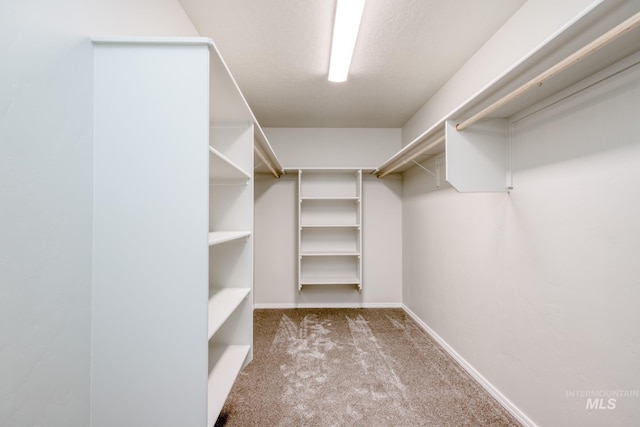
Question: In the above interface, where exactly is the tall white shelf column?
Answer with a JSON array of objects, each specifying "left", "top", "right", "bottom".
[
  {"left": 92, "top": 37, "right": 264, "bottom": 427},
  {"left": 298, "top": 169, "right": 363, "bottom": 291},
  {"left": 207, "top": 124, "right": 253, "bottom": 425}
]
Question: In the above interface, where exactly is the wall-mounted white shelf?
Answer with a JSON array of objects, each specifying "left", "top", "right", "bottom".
[
  {"left": 373, "top": 6, "right": 640, "bottom": 190},
  {"left": 208, "top": 231, "right": 251, "bottom": 246},
  {"left": 210, "top": 146, "right": 250, "bottom": 181},
  {"left": 208, "top": 288, "right": 251, "bottom": 339},
  {"left": 298, "top": 169, "right": 362, "bottom": 291},
  {"left": 207, "top": 344, "right": 251, "bottom": 426}
]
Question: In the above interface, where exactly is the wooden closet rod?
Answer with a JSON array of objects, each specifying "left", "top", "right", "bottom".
[
  {"left": 377, "top": 134, "right": 445, "bottom": 178},
  {"left": 254, "top": 144, "right": 281, "bottom": 178},
  {"left": 456, "top": 10, "right": 640, "bottom": 131}
]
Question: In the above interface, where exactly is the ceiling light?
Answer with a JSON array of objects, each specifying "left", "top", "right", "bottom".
[{"left": 328, "top": 0, "right": 366, "bottom": 82}]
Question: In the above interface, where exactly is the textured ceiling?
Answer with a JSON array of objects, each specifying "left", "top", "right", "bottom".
[{"left": 178, "top": 0, "right": 527, "bottom": 128}]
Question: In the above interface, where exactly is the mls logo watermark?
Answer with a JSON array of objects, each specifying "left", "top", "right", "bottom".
[
  {"left": 565, "top": 389, "right": 639, "bottom": 410},
  {"left": 585, "top": 397, "right": 616, "bottom": 410}
]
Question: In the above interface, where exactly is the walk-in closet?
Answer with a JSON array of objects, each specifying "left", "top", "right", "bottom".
[{"left": 2, "top": 1, "right": 640, "bottom": 426}]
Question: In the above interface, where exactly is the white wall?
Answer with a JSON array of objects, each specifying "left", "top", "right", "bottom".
[
  {"left": 255, "top": 128, "right": 402, "bottom": 307},
  {"left": 265, "top": 128, "right": 401, "bottom": 169},
  {"left": 93, "top": 0, "right": 197, "bottom": 36},
  {"left": 402, "top": 55, "right": 640, "bottom": 426},
  {"left": 0, "top": 2, "right": 197, "bottom": 426}
]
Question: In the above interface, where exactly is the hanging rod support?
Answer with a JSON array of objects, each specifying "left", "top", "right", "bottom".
[
  {"left": 377, "top": 134, "right": 446, "bottom": 178},
  {"left": 254, "top": 144, "right": 281, "bottom": 178},
  {"left": 412, "top": 160, "right": 436, "bottom": 177}
]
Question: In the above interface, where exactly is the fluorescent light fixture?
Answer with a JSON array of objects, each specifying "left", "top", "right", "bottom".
[{"left": 328, "top": 0, "right": 366, "bottom": 82}]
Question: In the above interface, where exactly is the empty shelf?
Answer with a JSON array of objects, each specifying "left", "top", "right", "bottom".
[
  {"left": 208, "top": 231, "right": 251, "bottom": 246},
  {"left": 300, "top": 224, "right": 360, "bottom": 228},
  {"left": 207, "top": 344, "right": 250, "bottom": 426},
  {"left": 300, "top": 251, "right": 360, "bottom": 257},
  {"left": 209, "top": 146, "right": 251, "bottom": 180},
  {"left": 301, "top": 197, "right": 359, "bottom": 201},
  {"left": 299, "top": 276, "right": 361, "bottom": 285},
  {"left": 208, "top": 288, "right": 251, "bottom": 340}
]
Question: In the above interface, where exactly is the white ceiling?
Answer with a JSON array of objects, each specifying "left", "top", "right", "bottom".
[{"left": 179, "top": 0, "right": 527, "bottom": 128}]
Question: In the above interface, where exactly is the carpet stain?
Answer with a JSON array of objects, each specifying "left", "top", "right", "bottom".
[
  {"left": 271, "top": 314, "right": 340, "bottom": 422},
  {"left": 270, "top": 313, "right": 425, "bottom": 425},
  {"left": 346, "top": 314, "right": 428, "bottom": 424},
  {"left": 218, "top": 309, "right": 522, "bottom": 427},
  {"left": 347, "top": 315, "right": 406, "bottom": 400}
]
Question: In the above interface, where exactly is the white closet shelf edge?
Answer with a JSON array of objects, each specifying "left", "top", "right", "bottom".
[
  {"left": 301, "top": 224, "right": 360, "bottom": 228},
  {"left": 299, "top": 277, "right": 361, "bottom": 285},
  {"left": 208, "top": 231, "right": 251, "bottom": 246},
  {"left": 300, "top": 252, "right": 360, "bottom": 256},
  {"left": 207, "top": 288, "right": 251, "bottom": 340},
  {"left": 207, "top": 344, "right": 251, "bottom": 426},
  {"left": 300, "top": 197, "right": 360, "bottom": 201}
]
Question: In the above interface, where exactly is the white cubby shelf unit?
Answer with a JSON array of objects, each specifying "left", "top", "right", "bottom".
[
  {"left": 297, "top": 169, "right": 363, "bottom": 291},
  {"left": 207, "top": 123, "right": 254, "bottom": 424},
  {"left": 92, "top": 37, "right": 266, "bottom": 427}
]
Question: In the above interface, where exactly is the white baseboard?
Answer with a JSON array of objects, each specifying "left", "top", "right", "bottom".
[
  {"left": 402, "top": 305, "right": 537, "bottom": 427},
  {"left": 254, "top": 302, "right": 403, "bottom": 309}
]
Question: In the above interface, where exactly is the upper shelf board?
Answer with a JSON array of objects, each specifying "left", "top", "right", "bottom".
[{"left": 374, "top": 5, "right": 640, "bottom": 175}]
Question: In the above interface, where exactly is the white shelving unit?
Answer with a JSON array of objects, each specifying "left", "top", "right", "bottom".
[
  {"left": 207, "top": 122, "right": 254, "bottom": 426},
  {"left": 298, "top": 169, "right": 362, "bottom": 291},
  {"left": 374, "top": 7, "right": 640, "bottom": 188},
  {"left": 92, "top": 37, "right": 265, "bottom": 427}
]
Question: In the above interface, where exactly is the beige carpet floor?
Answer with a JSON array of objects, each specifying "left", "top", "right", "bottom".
[{"left": 215, "top": 308, "right": 522, "bottom": 426}]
